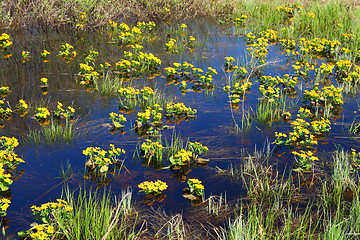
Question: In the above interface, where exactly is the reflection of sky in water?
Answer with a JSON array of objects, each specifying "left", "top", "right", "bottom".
[{"left": 1, "top": 19, "right": 359, "bottom": 234}]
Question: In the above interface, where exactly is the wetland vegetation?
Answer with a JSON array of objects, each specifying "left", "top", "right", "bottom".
[{"left": 1, "top": 0, "right": 360, "bottom": 239}]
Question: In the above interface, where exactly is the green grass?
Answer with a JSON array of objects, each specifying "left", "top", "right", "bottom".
[
  {"left": 99, "top": 71, "right": 124, "bottom": 95},
  {"left": 221, "top": 147, "right": 360, "bottom": 239},
  {"left": 235, "top": 0, "right": 360, "bottom": 51},
  {"left": 54, "top": 187, "right": 138, "bottom": 240},
  {"left": 164, "top": 129, "right": 187, "bottom": 160},
  {"left": 22, "top": 118, "right": 82, "bottom": 145},
  {"left": 255, "top": 95, "right": 298, "bottom": 128}
]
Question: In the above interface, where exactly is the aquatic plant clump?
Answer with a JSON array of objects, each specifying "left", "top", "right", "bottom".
[
  {"left": 83, "top": 144, "right": 125, "bottom": 174},
  {"left": 187, "top": 178, "right": 204, "bottom": 196},
  {"left": 165, "top": 62, "right": 218, "bottom": 92},
  {"left": 0, "top": 198, "right": 10, "bottom": 217},
  {"left": 18, "top": 199, "right": 73, "bottom": 239},
  {"left": 138, "top": 180, "right": 168, "bottom": 195},
  {"left": 0, "top": 33, "right": 12, "bottom": 51},
  {"left": 169, "top": 142, "right": 209, "bottom": 167},
  {"left": 141, "top": 139, "right": 164, "bottom": 163},
  {"left": 109, "top": 112, "right": 127, "bottom": 129},
  {"left": 0, "top": 136, "right": 24, "bottom": 191}
]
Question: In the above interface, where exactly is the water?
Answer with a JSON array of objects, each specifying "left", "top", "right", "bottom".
[{"left": 0, "top": 18, "right": 359, "bottom": 236}]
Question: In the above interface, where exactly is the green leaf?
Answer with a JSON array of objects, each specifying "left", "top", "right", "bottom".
[
  {"left": 0, "top": 184, "right": 9, "bottom": 192},
  {"left": 18, "top": 231, "right": 28, "bottom": 238},
  {"left": 100, "top": 165, "right": 109, "bottom": 173}
]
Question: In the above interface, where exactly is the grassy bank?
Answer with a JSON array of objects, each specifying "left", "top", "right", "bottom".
[
  {"left": 0, "top": 0, "right": 234, "bottom": 29},
  {"left": 1, "top": 0, "right": 359, "bottom": 50}
]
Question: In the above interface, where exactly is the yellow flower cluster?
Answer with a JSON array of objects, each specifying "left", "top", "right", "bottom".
[
  {"left": 109, "top": 112, "right": 127, "bottom": 129},
  {"left": 292, "top": 150, "right": 318, "bottom": 171},
  {"left": 189, "top": 35, "right": 196, "bottom": 44},
  {"left": 35, "top": 107, "right": 50, "bottom": 121},
  {"left": 84, "top": 50, "right": 99, "bottom": 65},
  {"left": 0, "top": 33, "right": 13, "bottom": 51},
  {"left": 59, "top": 43, "right": 77, "bottom": 63},
  {"left": 0, "top": 163, "right": 13, "bottom": 187},
  {"left": 138, "top": 180, "right": 168, "bottom": 194},
  {"left": 187, "top": 178, "right": 204, "bottom": 196},
  {"left": 0, "top": 86, "right": 9, "bottom": 95},
  {"left": 115, "top": 21, "right": 156, "bottom": 45},
  {"left": 336, "top": 59, "right": 352, "bottom": 74},
  {"left": 165, "top": 39, "right": 177, "bottom": 54},
  {"left": 30, "top": 224, "right": 54, "bottom": 240},
  {"left": 137, "top": 106, "right": 162, "bottom": 124},
  {"left": 304, "top": 84, "right": 343, "bottom": 106},
  {"left": 116, "top": 48, "right": 161, "bottom": 76},
  {"left": 166, "top": 102, "right": 197, "bottom": 116},
  {"left": 40, "top": 49, "right": 50, "bottom": 61},
  {"left": 277, "top": 3, "right": 301, "bottom": 15},
  {"left": 246, "top": 34, "right": 270, "bottom": 64},
  {"left": 0, "top": 136, "right": 19, "bottom": 150},
  {"left": 22, "top": 51, "right": 30, "bottom": 62},
  {"left": 275, "top": 108, "right": 331, "bottom": 149},
  {"left": 169, "top": 149, "right": 193, "bottom": 165},
  {"left": 40, "top": 77, "right": 48, "bottom": 86},
  {"left": 141, "top": 139, "right": 164, "bottom": 151},
  {"left": 188, "top": 178, "right": 204, "bottom": 190},
  {"left": 109, "top": 20, "right": 118, "bottom": 29},
  {"left": 75, "top": 12, "right": 87, "bottom": 29},
  {"left": 0, "top": 136, "right": 23, "bottom": 190},
  {"left": 140, "top": 86, "right": 155, "bottom": 100},
  {"left": 316, "top": 62, "right": 335, "bottom": 76},
  {"left": 0, "top": 151, "right": 25, "bottom": 166},
  {"left": 234, "top": 15, "right": 247, "bottom": 27},
  {"left": 0, "top": 197, "right": 10, "bottom": 213},
  {"left": 259, "top": 84, "right": 280, "bottom": 99},
  {"left": 78, "top": 63, "right": 99, "bottom": 85},
  {"left": 119, "top": 86, "right": 140, "bottom": 97},
  {"left": 226, "top": 81, "right": 252, "bottom": 104},
  {"left": 119, "top": 22, "right": 130, "bottom": 32},
  {"left": 31, "top": 199, "right": 73, "bottom": 212},
  {"left": 298, "top": 37, "right": 341, "bottom": 57},
  {"left": 83, "top": 145, "right": 125, "bottom": 173},
  {"left": 165, "top": 61, "right": 217, "bottom": 90},
  {"left": 53, "top": 102, "right": 74, "bottom": 119},
  {"left": 260, "top": 29, "right": 278, "bottom": 42}
]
